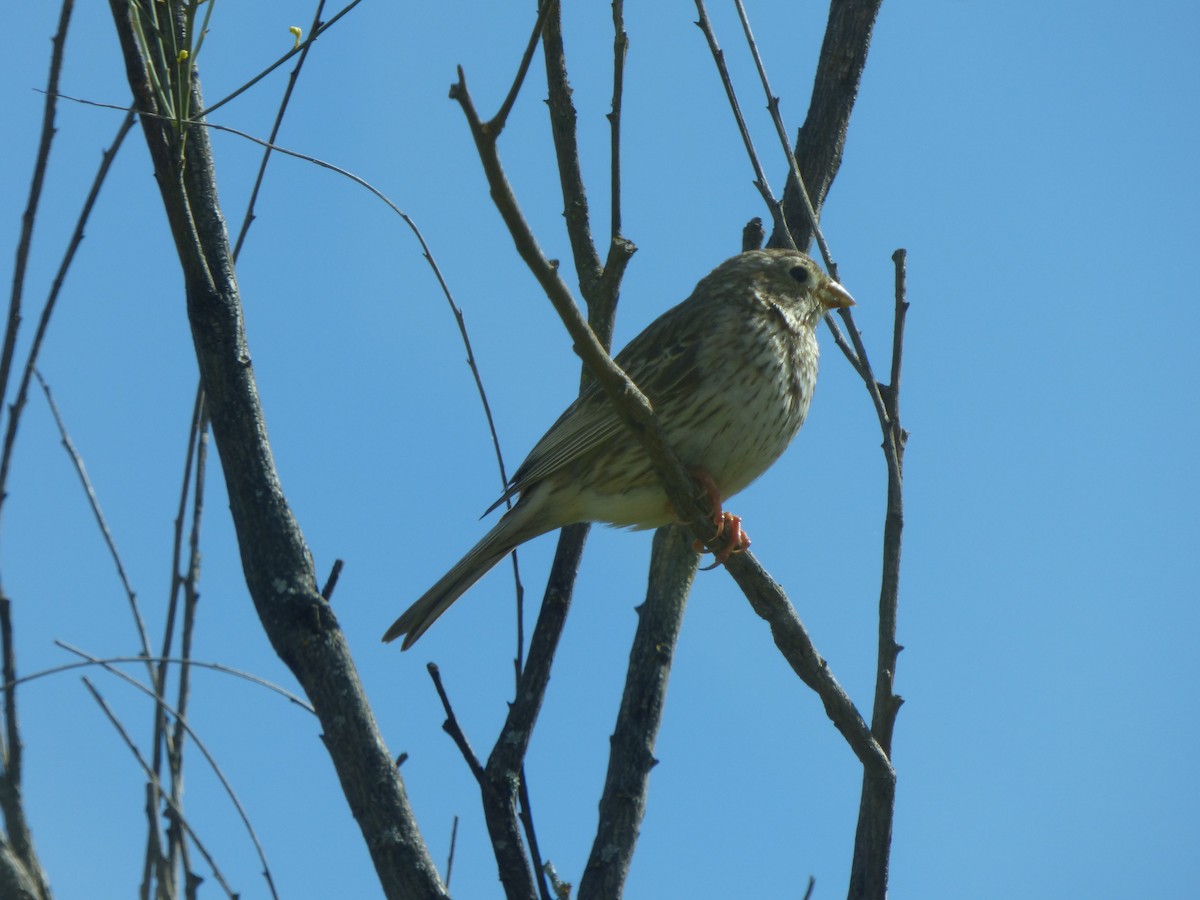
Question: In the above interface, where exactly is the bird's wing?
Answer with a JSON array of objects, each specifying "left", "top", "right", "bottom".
[{"left": 485, "top": 306, "right": 704, "bottom": 513}]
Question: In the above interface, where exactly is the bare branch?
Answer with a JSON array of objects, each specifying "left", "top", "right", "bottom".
[
  {"left": 778, "top": 0, "right": 884, "bottom": 253},
  {"left": 445, "top": 816, "right": 459, "bottom": 891},
  {"left": 35, "top": 371, "right": 153, "bottom": 658},
  {"left": 492, "top": 0, "right": 560, "bottom": 134},
  {"left": 693, "top": 1, "right": 790, "bottom": 241},
  {"left": 723, "top": 552, "right": 891, "bottom": 777},
  {"left": 732, "top": 0, "right": 834, "bottom": 271},
  {"left": 0, "top": 592, "right": 51, "bottom": 900},
  {"left": 849, "top": 250, "right": 909, "bottom": 900},
  {"left": 517, "top": 769, "right": 552, "bottom": 900},
  {"left": 540, "top": 0, "right": 604, "bottom": 305},
  {"left": 144, "top": 384, "right": 204, "bottom": 898},
  {"left": 1, "top": 649, "right": 316, "bottom": 714},
  {"left": 321, "top": 559, "right": 344, "bottom": 601},
  {"left": 578, "top": 525, "right": 697, "bottom": 900},
  {"left": 82, "top": 677, "right": 240, "bottom": 898},
  {"left": 607, "top": 1, "right": 629, "bottom": 243},
  {"left": 0, "top": 109, "right": 135, "bottom": 535},
  {"left": 231, "top": 3, "right": 330, "bottom": 261},
  {"left": 107, "top": 3, "right": 446, "bottom": 893},
  {"left": 427, "top": 664, "right": 484, "bottom": 783},
  {"left": 197, "top": 0, "right": 366, "bottom": 119},
  {"left": 69, "top": 646, "right": 282, "bottom": 898},
  {"left": 0, "top": 0, "right": 73, "bottom": 434}
]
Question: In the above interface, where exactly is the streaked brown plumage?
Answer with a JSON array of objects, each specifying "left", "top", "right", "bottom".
[{"left": 383, "top": 249, "right": 854, "bottom": 648}]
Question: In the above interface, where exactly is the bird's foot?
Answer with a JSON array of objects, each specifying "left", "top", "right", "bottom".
[
  {"left": 694, "top": 510, "right": 751, "bottom": 570},
  {"left": 685, "top": 468, "right": 750, "bottom": 568}
]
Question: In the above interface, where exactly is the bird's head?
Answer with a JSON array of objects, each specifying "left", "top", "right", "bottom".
[{"left": 735, "top": 248, "right": 855, "bottom": 326}]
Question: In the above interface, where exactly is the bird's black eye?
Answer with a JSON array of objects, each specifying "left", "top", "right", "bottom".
[{"left": 789, "top": 265, "right": 809, "bottom": 284}]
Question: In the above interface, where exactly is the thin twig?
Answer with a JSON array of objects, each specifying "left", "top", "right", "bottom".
[
  {"left": 0, "top": 590, "right": 52, "bottom": 900},
  {"left": 34, "top": 370, "right": 153, "bottom": 659},
  {"left": 444, "top": 815, "right": 459, "bottom": 890},
  {"left": 68, "top": 648, "right": 282, "bottom": 900},
  {"left": 197, "top": 0, "right": 365, "bottom": 119},
  {"left": 608, "top": 1, "right": 628, "bottom": 242},
  {"left": 540, "top": 0, "right": 603, "bottom": 305},
  {"left": 491, "top": 0, "right": 559, "bottom": 133},
  {"left": 0, "top": 110, "right": 135, "bottom": 535},
  {"left": 692, "top": 1, "right": 790, "bottom": 241},
  {"left": 691, "top": 2, "right": 877, "bottom": 393},
  {"left": 144, "top": 383, "right": 204, "bottom": 900},
  {"left": 0, "top": 0, "right": 73, "bottom": 441},
  {"left": 230, "top": 0, "right": 330, "bottom": 261},
  {"left": 82, "top": 678, "right": 239, "bottom": 899},
  {"left": 867, "top": 252, "right": 907, "bottom": 747},
  {"left": 888, "top": 250, "right": 908, "bottom": 406},
  {"left": 732, "top": 0, "right": 835, "bottom": 272},
  {"left": 518, "top": 768, "right": 551, "bottom": 900},
  {"left": 426, "top": 664, "right": 484, "bottom": 782},
  {"left": 1, "top": 647, "right": 315, "bottom": 714},
  {"left": 320, "top": 559, "right": 344, "bottom": 601},
  {"left": 439, "top": 277, "right": 523, "bottom": 631},
  {"left": 166, "top": 411, "right": 209, "bottom": 892}
]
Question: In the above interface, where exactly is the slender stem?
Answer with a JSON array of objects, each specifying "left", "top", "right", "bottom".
[
  {"left": 71, "top": 654, "right": 281, "bottom": 899},
  {"left": 0, "top": 111, "right": 134, "bottom": 540},
  {"left": 693, "top": 1, "right": 789, "bottom": 241},
  {"left": 231, "top": 0, "right": 330, "bottom": 262},
  {"left": 0, "top": 0, "right": 73, "bottom": 446},
  {"left": 82, "top": 678, "right": 239, "bottom": 898},
  {"left": 35, "top": 371, "right": 153, "bottom": 659},
  {"left": 732, "top": 0, "right": 835, "bottom": 271},
  {"left": 491, "top": 0, "right": 559, "bottom": 134},
  {"left": 608, "top": 0, "right": 628, "bottom": 241},
  {"left": 197, "top": 0, "right": 365, "bottom": 119},
  {"left": 427, "top": 664, "right": 484, "bottom": 783}
]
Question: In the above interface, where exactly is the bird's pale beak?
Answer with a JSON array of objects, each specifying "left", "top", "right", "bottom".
[{"left": 819, "top": 280, "right": 856, "bottom": 309}]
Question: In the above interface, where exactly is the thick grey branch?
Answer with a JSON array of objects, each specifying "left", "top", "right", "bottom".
[{"left": 107, "top": 4, "right": 445, "bottom": 896}]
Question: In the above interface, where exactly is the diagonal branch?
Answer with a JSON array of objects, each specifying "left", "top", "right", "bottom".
[{"left": 107, "top": 3, "right": 445, "bottom": 896}]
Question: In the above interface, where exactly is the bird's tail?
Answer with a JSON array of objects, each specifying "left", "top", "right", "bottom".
[{"left": 382, "top": 506, "right": 542, "bottom": 649}]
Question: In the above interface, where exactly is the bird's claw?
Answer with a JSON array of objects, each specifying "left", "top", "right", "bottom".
[
  {"left": 693, "top": 511, "right": 751, "bottom": 570},
  {"left": 682, "top": 467, "right": 750, "bottom": 568}
]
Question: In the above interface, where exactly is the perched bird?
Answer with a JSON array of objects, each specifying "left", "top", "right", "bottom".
[{"left": 383, "top": 249, "right": 854, "bottom": 649}]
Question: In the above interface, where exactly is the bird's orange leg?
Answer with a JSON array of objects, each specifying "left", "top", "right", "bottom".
[{"left": 686, "top": 468, "right": 751, "bottom": 567}]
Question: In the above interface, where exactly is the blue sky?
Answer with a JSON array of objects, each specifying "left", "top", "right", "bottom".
[{"left": 2, "top": 1, "right": 1197, "bottom": 897}]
